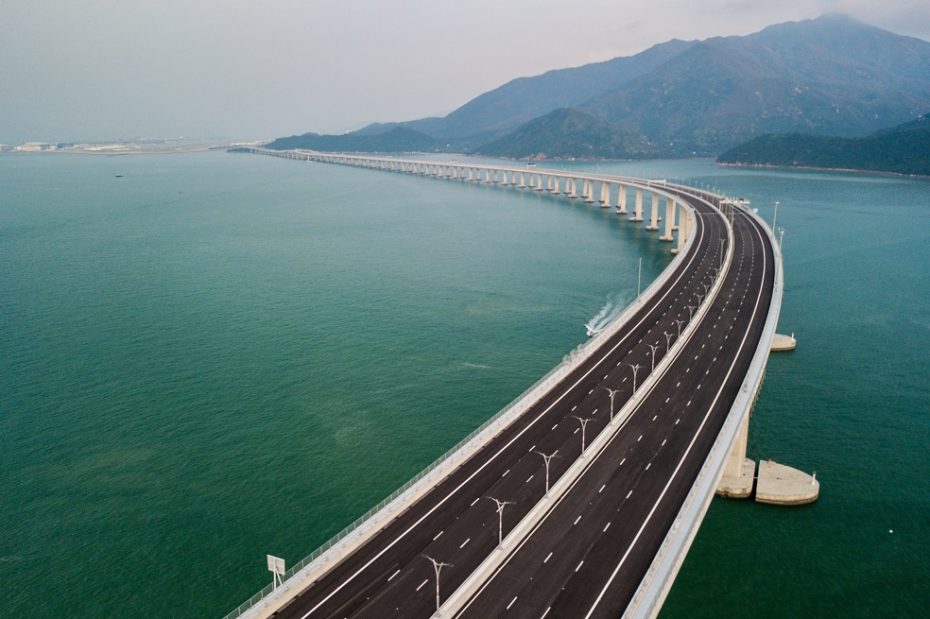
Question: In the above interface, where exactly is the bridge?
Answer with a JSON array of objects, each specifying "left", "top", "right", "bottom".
[{"left": 224, "top": 148, "right": 816, "bottom": 618}]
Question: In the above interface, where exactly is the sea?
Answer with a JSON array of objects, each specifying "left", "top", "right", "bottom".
[{"left": 1, "top": 151, "right": 927, "bottom": 618}]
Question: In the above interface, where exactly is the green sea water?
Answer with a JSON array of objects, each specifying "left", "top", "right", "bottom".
[{"left": 1, "top": 153, "right": 927, "bottom": 617}]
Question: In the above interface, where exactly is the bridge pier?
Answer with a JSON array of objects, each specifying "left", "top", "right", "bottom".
[
  {"left": 660, "top": 198, "right": 675, "bottom": 241},
  {"left": 647, "top": 192, "right": 661, "bottom": 230},
  {"left": 616, "top": 184, "right": 628, "bottom": 214},
  {"left": 599, "top": 182, "right": 610, "bottom": 207},
  {"left": 631, "top": 189, "right": 644, "bottom": 221}
]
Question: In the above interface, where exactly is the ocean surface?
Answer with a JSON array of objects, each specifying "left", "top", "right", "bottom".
[{"left": 1, "top": 152, "right": 927, "bottom": 618}]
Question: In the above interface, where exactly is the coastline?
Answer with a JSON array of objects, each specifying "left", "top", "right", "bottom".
[{"left": 717, "top": 160, "right": 930, "bottom": 180}]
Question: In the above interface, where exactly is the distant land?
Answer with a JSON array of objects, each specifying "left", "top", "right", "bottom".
[
  {"left": 266, "top": 14, "right": 930, "bottom": 159},
  {"left": 717, "top": 114, "right": 930, "bottom": 176}
]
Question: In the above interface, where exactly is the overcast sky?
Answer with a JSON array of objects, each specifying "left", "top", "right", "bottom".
[{"left": 1, "top": 0, "right": 929, "bottom": 143}]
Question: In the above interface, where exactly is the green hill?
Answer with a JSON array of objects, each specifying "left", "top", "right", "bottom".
[
  {"left": 265, "top": 126, "right": 439, "bottom": 153},
  {"left": 717, "top": 114, "right": 930, "bottom": 175},
  {"left": 474, "top": 108, "right": 658, "bottom": 159}
]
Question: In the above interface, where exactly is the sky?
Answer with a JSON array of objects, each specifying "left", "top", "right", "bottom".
[{"left": 1, "top": 0, "right": 929, "bottom": 144}]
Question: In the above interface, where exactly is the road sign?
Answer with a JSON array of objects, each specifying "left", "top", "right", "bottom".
[{"left": 267, "top": 555, "right": 285, "bottom": 575}]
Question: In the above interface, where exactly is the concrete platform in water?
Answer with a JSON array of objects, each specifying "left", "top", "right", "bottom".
[
  {"left": 771, "top": 332, "right": 797, "bottom": 351},
  {"left": 755, "top": 459, "right": 819, "bottom": 505}
]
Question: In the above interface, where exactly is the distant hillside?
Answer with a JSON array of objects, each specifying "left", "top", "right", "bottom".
[
  {"left": 717, "top": 114, "right": 930, "bottom": 175},
  {"left": 474, "top": 108, "right": 658, "bottom": 159},
  {"left": 402, "top": 39, "right": 696, "bottom": 140},
  {"left": 581, "top": 14, "right": 930, "bottom": 154},
  {"left": 268, "top": 14, "right": 930, "bottom": 157},
  {"left": 265, "top": 126, "right": 439, "bottom": 153}
]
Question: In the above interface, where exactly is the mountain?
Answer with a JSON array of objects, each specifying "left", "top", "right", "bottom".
[
  {"left": 401, "top": 39, "right": 696, "bottom": 140},
  {"left": 264, "top": 126, "right": 439, "bottom": 153},
  {"left": 475, "top": 108, "right": 658, "bottom": 159},
  {"left": 267, "top": 14, "right": 930, "bottom": 157},
  {"left": 717, "top": 113, "right": 930, "bottom": 175},
  {"left": 580, "top": 14, "right": 930, "bottom": 154}
]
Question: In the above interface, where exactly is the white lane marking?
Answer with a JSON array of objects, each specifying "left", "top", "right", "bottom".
[
  {"left": 542, "top": 607, "right": 552, "bottom": 618},
  {"left": 626, "top": 490, "right": 633, "bottom": 499},
  {"left": 416, "top": 579, "right": 428, "bottom": 591},
  {"left": 544, "top": 552, "right": 553, "bottom": 564},
  {"left": 652, "top": 414, "right": 658, "bottom": 421},
  {"left": 573, "top": 428, "right": 579, "bottom": 434},
  {"left": 551, "top": 423, "right": 558, "bottom": 430},
  {"left": 460, "top": 537, "right": 471, "bottom": 549},
  {"left": 588, "top": 389, "right": 594, "bottom": 395},
  {"left": 502, "top": 469, "right": 510, "bottom": 477},
  {"left": 619, "top": 458, "right": 626, "bottom": 466},
  {"left": 584, "top": 205, "right": 770, "bottom": 619},
  {"left": 686, "top": 400, "right": 692, "bottom": 406},
  {"left": 645, "top": 462, "right": 651, "bottom": 471},
  {"left": 603, "top": 374, "right": 609, "bottom": 380},
  {"left": 603, "top": 521, "right": 611, "bottom": 532},
  {"left": 665, "top": 397, "right": 670, "bottom": 403},
  {"left": 529, "top": 444, "right": 536, "bottom": 452},
  {"left": 637, "top": 434, "right": 643, "bottom": 442},
  {"left": 507, "top": 596, "right": 518, "bottom": 610},
  {"left": 599, "top": 484, "right": 606, "bottom": 493},
  {"left": 622, "top": 377, "right": 628, "bottom": 382},
  {"left": 388, "top": 569, "right": 400, "bottom": 581},
  {"left": 661, "top": 439, "right": 667, "bottom": 447},
  {"left": 470, "top": 497, "right": 480, "bottom": 507},
  {"left": 575, "top": 560, "right": 585, "bottom": 572},
  {"left": 574, "top": 515, "right": 582, "bottom": 525},
  {"left": 526, "top": 475, "right": 534, "bottom": 484},
  {"left": 433, "top": 530, "right": 444, "bottom": 540},
  {"left": 572, "top": 405, "right": 577, "bottom": 411}
]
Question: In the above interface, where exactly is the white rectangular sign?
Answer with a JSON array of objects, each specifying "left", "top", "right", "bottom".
[{"left": 266, "top": 555, "right": 285, "bottom": 575}]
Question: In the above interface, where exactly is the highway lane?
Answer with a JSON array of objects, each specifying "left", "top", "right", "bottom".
[
  {"left": 273, "top": 187, "right": 729, "bottom": 619},
  {"left": 452, "top": 198, "right": 774, "bottom": 619}
]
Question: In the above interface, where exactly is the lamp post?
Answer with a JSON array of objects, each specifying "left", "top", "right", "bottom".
[
  {"left": 687, "top": 305, "right": 696, "bottom": 320},
  {"left": 675, "top": 319, "right": 685, "bottom": 338},
  {"left": 648, "top": 343, "right": 659, "bottom": 372},
  {"left": 628, "top": 363, "right": 643, "bottom": 392},
  {"left": 663, "top": 331, "right": 674, "bottom": 352},
  {"left": 424, "top": 555, "right": 452, "bottom": 613},
  {"left": 486, "top": 497, "right": 515, "bottom": 546},
  {"left": 772, "top": 200, "right": 779, "bottom": 233},
  {"left": 535, "top": 450, "right": 560, "bottom": 494},
  {"left": 604, "top": 387, "right": 620, "bottom": 420},
  {"left": 637, "top": 257, "right": 643, "bottom": 300},
  {"left": 573, "top": 416, "right": 591, "bottom": 452}
]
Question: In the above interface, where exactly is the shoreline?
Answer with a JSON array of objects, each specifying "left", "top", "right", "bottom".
[{"left": 717, "top": 160, "right": 930, "bottom": 180}]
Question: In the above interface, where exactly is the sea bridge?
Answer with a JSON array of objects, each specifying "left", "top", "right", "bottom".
[{"left": 224, "top": 148, "right": 815, "bottom": 619}]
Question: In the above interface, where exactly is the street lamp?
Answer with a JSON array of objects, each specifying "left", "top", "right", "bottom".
[
  {"left": 648, "top": 343, "right": 659, "bottom": 372},
  {"left": 486, "top": 497, "right": 515, "bottom": 545},
  {"left": 423, "top": 555, "right": 452, "bottom": 613},
  {"left": 637, "top": 257, "right": 643, "bottom": 299},
  {"left": 687, "top": 305, "right": 696, "bottom": 320},
  {"left": 573, "top": 416, "right": 592, "bottom": 452},
  {"left": 603, "top": 387, "right": 620, "bottom": 420},
  {"left": 535, "top": 450, "right": 560, "bottom": 494},
  {"left": 663, "top": 331, "right": 674, "bottom": 352},
  {"left": 772, "top": 200, "right": 780, "bottom": 232},
  {"left": 674, "top": 319, "right": 685, "bottom": 338},
  {"left": 628, "top": 363, "right": 643, "bottom": 392}
]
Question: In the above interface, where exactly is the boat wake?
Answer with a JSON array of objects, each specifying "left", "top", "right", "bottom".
[{"left": 585, "top": 293, "right": 629, "bottom": 337}]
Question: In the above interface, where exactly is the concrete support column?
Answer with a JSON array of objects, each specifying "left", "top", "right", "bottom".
[
  {"left": 616, "top": 185, "right": 628, "bottom": 214},
  {"left": 535, "top": 174, "right": 544, "bottom": 191},
  {"left": 568, "top": 178, "right": 578, "bottom": 199},
  {"left": 647, "top": 192, "right": 660, "bottom": 230},
  {"left": 674, "top": 207, "right": 689, "bottom": 254},
  {"left": 660, "top": 198, "right": 675, "bottom": 241},
  {"left": 518, "top": 172, "right": 526, "bottom": 188},
  {"left": 631, "top": 189, "right": 644, "bottom": 221},
  {"left": 599, "top": 182, "right": 610, "bottom": 208},
  {"left": 551, "top": 177, "right": 561, "bottom": 195},
  {"left": 584, "top": 179, "right": 594, "bottom": 203},
  {"left": 546, "top": 175, "right": 553, "bottom": 192},
  {"left": 723, "top": 413, "right": 750, "bottom": 479}
]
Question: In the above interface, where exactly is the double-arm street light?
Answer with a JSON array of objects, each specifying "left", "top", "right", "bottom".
[
  {"left": 423, "top": 555, "right": 452, "bottom": 613},
  {"left": 486, "top": 497, "right": 515, "bottom": 545},
  {"left": 572, "top": 416, "right": 592, "bottom": 452},
  {"left": 648, "top": 343, "right": 660, "bottom": 372},
  {"left": 535, "top": 450, "right": 560, "bottom": 494},
  {"left": 603, "top": 387, "right": 620, "bottom": 420}
]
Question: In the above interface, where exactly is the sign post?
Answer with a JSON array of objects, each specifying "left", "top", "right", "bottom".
[{"left": 267, "top": 555, "right": 285, "bottom": 591}]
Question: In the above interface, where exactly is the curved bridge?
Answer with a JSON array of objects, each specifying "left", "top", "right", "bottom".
[{"left": 224, "top": 149, "right": 784, "bottom": 619}]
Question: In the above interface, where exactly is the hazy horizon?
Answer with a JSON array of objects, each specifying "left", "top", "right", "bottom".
[{"left": 2, "top": 0, "right": 929, "bottom": 144}]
